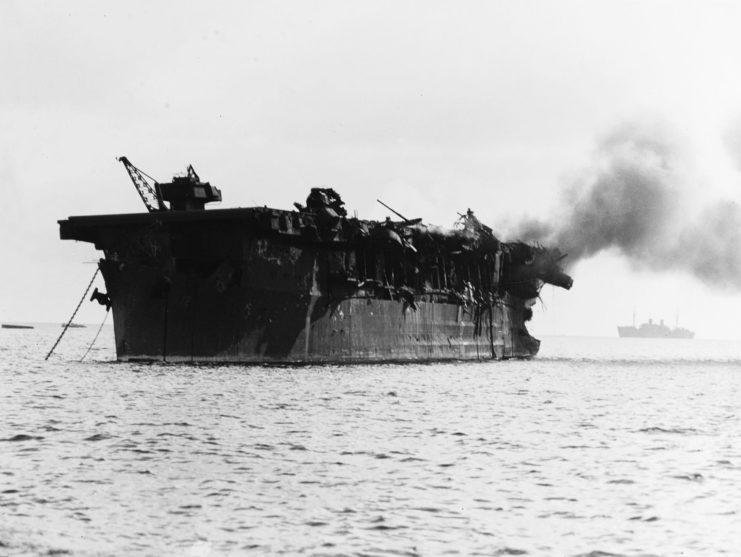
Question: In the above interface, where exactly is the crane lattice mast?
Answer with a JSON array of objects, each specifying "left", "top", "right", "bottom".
[{"left": 117, "top": 156, "right": 168, "bottom": 212}]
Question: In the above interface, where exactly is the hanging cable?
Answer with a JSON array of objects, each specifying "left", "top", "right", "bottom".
[
  {"left": 45, "top": 267, "right": 100, "bottom": 361},
  {"left": 79, "top": 307, "right": 110, "bottom": 362}
]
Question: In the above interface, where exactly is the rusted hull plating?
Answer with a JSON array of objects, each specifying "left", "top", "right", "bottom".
[{"left": 100, "top": 258, "right": 538, "bottom": 363}]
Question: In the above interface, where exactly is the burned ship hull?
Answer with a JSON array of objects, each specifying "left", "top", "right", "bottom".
[
  {"left": 59, "top": 161, "right": 572, "bottom": 363},
  {"left": 100, "top": 257, "right": 532, "bottom": 363}
]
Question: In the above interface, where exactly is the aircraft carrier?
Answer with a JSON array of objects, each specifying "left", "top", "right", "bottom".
[{"left": 58, "top": 158, "right": 573, "bottom": 363}]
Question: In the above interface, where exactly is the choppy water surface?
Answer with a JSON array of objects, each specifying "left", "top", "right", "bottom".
[{"left": 2, "top": 326, "right": 740, "bottom": 556}]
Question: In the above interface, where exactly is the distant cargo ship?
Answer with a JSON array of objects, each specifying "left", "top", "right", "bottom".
[
  {"left": 2, "top": 324, "right": 34, "bottom": 330},
  {"left": 617, "top": 318, "right": 694, "bottom": 339}
]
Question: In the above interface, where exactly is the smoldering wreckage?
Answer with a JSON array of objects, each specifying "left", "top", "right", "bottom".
[{"left": 58, "top": 158, "right": 573, "bottom": 363}]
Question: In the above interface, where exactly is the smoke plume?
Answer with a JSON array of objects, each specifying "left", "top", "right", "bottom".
[{"left": 513, "top": 121, "right": 741, "bottom": 289}]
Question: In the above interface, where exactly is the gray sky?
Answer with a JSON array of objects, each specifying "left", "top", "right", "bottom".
[{"left": 3, "top": 0, "right": 741, "bottom": 339}]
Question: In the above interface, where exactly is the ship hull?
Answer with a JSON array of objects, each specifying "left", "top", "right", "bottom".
[
  {"left": 617, "top": 325, "right": 695, "bottom": 339},
  {"left": 101, "top": 259, "right": 537, "bottom": 363},
  {"left": 60, "top": 204, "right": 556, "bottom": 364}
]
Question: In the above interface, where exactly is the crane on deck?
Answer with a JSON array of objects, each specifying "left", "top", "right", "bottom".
[{"left": 117, "top": 156, "right": 168, "bottom": 212}]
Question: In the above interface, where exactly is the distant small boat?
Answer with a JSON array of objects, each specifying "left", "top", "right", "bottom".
[
  {"left": 62, "top": 323, "right": 87, "bottom": 328},
  {"left": 2, "top": 324, "right": 34, "bottom": 329}
]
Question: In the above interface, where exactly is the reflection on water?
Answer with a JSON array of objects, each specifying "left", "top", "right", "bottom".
[{"left": 1, "top": 326, "right": 740, "bottom": 556}]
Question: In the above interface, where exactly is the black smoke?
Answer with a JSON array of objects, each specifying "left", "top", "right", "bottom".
[{"left": 513, "top": 121, "right": 741, "bottom": 289}]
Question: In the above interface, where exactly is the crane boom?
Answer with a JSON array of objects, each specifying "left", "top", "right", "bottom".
[{"left": 117, "top": 156, "right": 167, "bottom": 212}]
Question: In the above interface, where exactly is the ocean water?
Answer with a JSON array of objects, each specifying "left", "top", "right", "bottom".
[{"left": 1, "top": 325, "right": 740, "bottom": 557}]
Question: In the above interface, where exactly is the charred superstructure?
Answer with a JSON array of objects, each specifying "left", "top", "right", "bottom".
[{"left": 59, "top": 159, "right": 573, "bottom": 363}]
